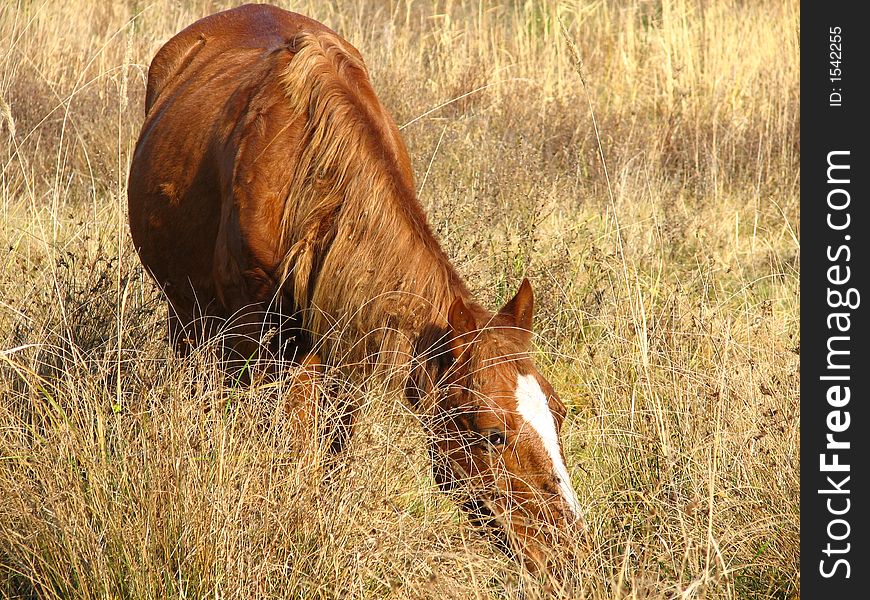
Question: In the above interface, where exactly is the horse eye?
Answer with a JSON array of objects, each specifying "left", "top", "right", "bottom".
[{"left": 484, "top": 430, "right": 506, "bottom": 447}]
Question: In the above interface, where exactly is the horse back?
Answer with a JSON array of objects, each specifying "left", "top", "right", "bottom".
[
  {"left": 144, "top": 4, "right": 343, "bottom": 114},
  {"left": 128, "top": 4, "right": 412, "bottom": 330}
]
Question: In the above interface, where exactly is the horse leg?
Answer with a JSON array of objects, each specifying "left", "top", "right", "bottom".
[
  {"left": 284, "top": 356, "right": 356, "bottom": 457},
  {"left": 167, "top": 302, "right": 193, "bottom": 355},
  {"left": 281, "top": 353, "right": 358, "bottom": 495},
  {"left": 214, "top": 302, "right": 290, "bottom": 382},
  {"left": 327, "top": 395, "right": 357, "bottom": 456},
  {"left": 283, "top": 352, "right": 322, "bottom": 427}
]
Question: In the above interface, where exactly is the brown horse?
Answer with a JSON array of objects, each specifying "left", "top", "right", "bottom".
[{"left": 128, "top": 3, "right": 583, "bottom": 572}]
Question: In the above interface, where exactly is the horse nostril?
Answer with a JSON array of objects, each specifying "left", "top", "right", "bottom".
[{"left": 566, "top": 508, "right": 582, "bottom": 526}]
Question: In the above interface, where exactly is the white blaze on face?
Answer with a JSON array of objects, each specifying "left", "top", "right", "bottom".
[{"left": 514, "top": 374, "right": 582, "bottom": 519}]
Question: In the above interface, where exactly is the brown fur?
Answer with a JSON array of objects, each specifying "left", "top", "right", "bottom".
[
  {"left": 128, "top": 4, "right": 582, "bottom": 574},
  {"left": 273, "top": 25, "right": 471, "bottom": 367}
]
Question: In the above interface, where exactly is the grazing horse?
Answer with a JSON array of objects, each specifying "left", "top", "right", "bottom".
[{"left": 127, "top": 3, "right": 583, "bottom": 572}]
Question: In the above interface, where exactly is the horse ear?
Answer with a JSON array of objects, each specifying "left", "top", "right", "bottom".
[
  {"left": 447, "top": 296, "right": 476, "bottom": 361},
  {"left": 500, "top": 278, "right": 534, "bottom": 332}
]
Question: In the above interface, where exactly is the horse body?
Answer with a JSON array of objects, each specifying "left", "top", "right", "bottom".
[
  {"left": 129, "top": 3, "right": 583, "bottom": 572},
  {"left": 130, "top": 4, "right": 461, "bottom": 365}
]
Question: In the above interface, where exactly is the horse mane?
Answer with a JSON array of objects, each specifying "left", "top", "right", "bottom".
[{"left": 274, "top": 30, "right": 474, "bottom": 366}]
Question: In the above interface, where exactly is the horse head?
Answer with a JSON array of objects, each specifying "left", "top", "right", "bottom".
[{"left": 407, "top": 278, "right": 584, "bottom": 572}]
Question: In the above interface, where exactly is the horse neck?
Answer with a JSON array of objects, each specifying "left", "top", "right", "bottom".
[{"left": 302, "top": 178, "right": 484, "bottom": 369}]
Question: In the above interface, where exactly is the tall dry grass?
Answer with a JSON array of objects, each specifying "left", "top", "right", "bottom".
[{"left": 1, "top": 1, "right": 799, "bottom": 598}]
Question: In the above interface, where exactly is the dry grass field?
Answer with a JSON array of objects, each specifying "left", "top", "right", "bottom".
[{"left": 0, "top": 0, "right": 799, "bottom": 598}]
